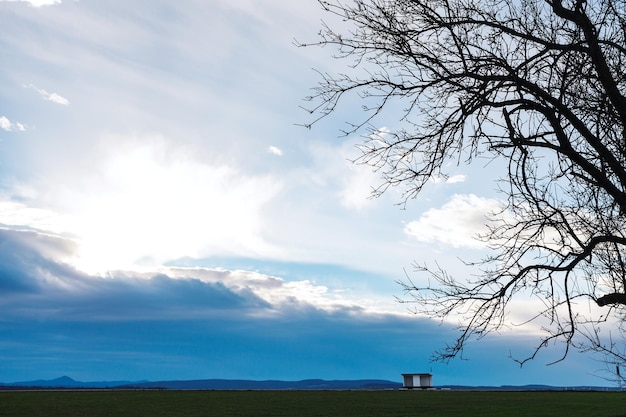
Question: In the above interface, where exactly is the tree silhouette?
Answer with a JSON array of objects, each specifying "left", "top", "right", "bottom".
[{"left": 301, "top": 0, "right": 626, "bottom": 372}]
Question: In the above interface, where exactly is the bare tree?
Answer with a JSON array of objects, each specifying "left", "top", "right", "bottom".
[{"left": 300, "top": 0, "right": 626, "bottom": 369}]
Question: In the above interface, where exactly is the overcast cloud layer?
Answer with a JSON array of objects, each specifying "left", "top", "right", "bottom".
[{"left": 0, "top": 0, "right": 604, "bottom": 386}]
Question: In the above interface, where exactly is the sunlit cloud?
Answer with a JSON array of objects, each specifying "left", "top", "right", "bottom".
[
  {"left": 165, "top": 267, "right": 384, "bottom": 317},
  {"left": 405, "top": 194, "right": 502, "bottom": 248},
  {"left": 0, "top": 0, "right": 62, "bottom": 6},
  {"left": 24, "top": 83, "right": 70, "bottom": 105},
  {"left": 0, "top": 116, "right": 25, "bottom": 132}
]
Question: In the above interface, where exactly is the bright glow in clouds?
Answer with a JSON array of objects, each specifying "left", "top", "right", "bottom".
[
  {"left": 405, "top": 194, "right": 502, "bottom": 248},
  {"left": 24, "top": 84, "right": 70, "bottom": 105},
  {"left": 37, "top": 136, "right": 284, "bottom": 274},
  {"left": 0, "top": 0, "right": 61, "bottom": 7},
  {"left": 0, "top": 116, "right": 25, "bottom": 132}
]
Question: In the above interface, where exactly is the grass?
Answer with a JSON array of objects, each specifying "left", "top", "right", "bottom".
[{"left": 0, "top": 390, "right": 625, "bottom": 417}]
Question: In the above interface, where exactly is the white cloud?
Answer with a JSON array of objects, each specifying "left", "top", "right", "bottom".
[
  {"left": 446, "top": 174, "right": 467, "bottom": 184},
  {"left": 24, "top": 83, "right": 70, "bottom": 105},
  {"left": 405, "top": 194, "right": 503, "bottom": 248},
  {"left": 267, "top": 146, "right": 283, "bottom": 156},
  {"left": 429, "top": 174, "right": 467, "bottom": 184},
  {"left": 0, "top": 116, "right": 25, "bottom": 132},
  {"left": 0, "top": 0, "right": 62, "bottom": 7}
]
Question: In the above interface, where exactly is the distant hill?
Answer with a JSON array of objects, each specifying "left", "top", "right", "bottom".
[
  {"left": 0, "top": 376, "right": 618, "bottom": 391},
  {"left": 0, "top": 376, "right": 401, "bottom": 390},
  {"left": 120, "top": 378, "right": 402, "bottom": 390},
  {"left": 0, "top": 375, "right": 144, "bottom": 389}
]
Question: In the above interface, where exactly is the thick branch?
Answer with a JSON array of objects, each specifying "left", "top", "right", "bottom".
[{"left": 597, "top": 292, "right": 626, "bottom": 306}]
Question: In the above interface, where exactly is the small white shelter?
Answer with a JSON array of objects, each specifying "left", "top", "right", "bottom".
[{"left": 402, "top": 373, "right": 433, "bottom": 389}]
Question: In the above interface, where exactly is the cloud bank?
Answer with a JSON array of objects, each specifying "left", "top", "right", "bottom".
[
  {"left": 0, "top": 227, "right": 596, "bottom": 385},
  {"left": 0, "top": 227, "right": 447, "bottom": 381},
  {"left": 0, "top": 228, "right": 386, "bottom": 322}
]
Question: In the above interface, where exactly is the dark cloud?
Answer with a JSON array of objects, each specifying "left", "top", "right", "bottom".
[
  {"left": 0, "top": 306, "right": 594, "bottom": 386},
  {"left": 0, "top": 311, "right": 446, "bottom": 382},
  {"left": 63, "top": 274, "right": 272, "bottom": 320},
  {"left": 0, "top": 228, "right": 75, "bottom": 293},
  {"left": 0, "top": 229, "right": 270, "bottom": 320}
]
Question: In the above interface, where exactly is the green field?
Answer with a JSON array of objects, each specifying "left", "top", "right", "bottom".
[{"left": 0, "top": 390, "right": 624, "bottom": 417}]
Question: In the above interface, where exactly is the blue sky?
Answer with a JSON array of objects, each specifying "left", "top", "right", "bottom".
[{"left": 0, "top": 0, "right": 606, "bottom": 386}]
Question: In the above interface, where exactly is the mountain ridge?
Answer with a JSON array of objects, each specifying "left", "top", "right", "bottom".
[
  {"left": 0, "top": 376, "right": 401, "bottom": 390},
  {"left": 2, "top": 375, "right": 145, "bottom": 389},
  {"left": 0, "top": 376, "right": 619, "bottom": 391}
]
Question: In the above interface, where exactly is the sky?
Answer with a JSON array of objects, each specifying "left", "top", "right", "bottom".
[{"left": 0, "top": 0, "right": 608, "bottom": 386}]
